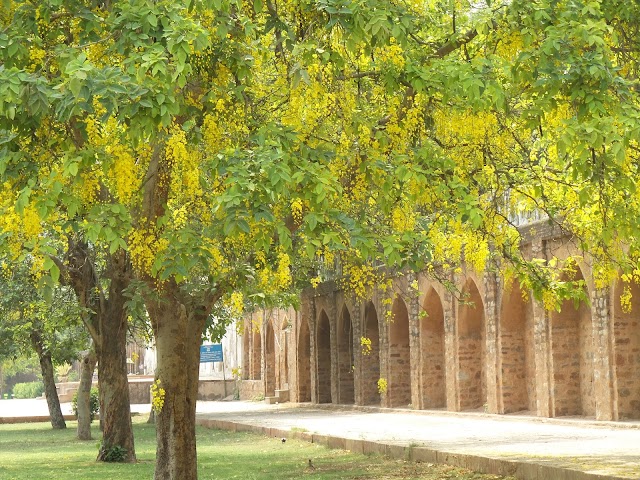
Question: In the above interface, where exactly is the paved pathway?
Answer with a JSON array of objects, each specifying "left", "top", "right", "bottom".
[{"left": 195, "top": 402, "right": 640, "bottom": 479}]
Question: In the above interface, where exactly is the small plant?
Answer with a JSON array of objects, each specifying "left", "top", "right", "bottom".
[
  {"left": 12, "top": 381, "right": 44, "bottom": 399},
  {"left": 151, "top": 379, "right": 166, "bottom": 414},
  {"left": 71, "top": 387, "right": 99, "bottom": 422},
  {"left": 100, "top": 443, "right": 128, "bottom": 462},
  {"left": 252, "top": 393, "right": 265, "bottom": 402}
]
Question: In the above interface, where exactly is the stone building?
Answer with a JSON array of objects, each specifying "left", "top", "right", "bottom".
[{"left": 239, "top": 220, "right": 640, "bottom": 421}]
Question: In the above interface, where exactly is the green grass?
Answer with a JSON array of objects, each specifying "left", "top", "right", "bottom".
[{"left": 0, "top": 418, "right": 514, "bottom": 479}]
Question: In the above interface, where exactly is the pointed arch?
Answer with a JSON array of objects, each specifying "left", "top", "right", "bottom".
[
  {"left": 362, "top": 301, "right": 381, "bottom": 405},
  {"left": 458, "top": 279, "right": 486, "bottom": 410},
  {"left": 297, "top": 317, "right": 311, "bottom": 402},
  {"left": 421, "top": 288, "right": 446, "bottom": 408},
  {"left": 337, "top": 304, "right": 355, "bottom": 404},
  {"left": 389, "top": 296, "right": 411, "bottom": 407},
  {"left": 500, "top": 282, "right": 536, "bottom": 413},
  {"left": 613, "top": 279, "right": 640, "bottom": 419},
  {"left": 316, "top": 309, "right": 332, "bottom": 403},
  {"left": 265, "top": 319, "right": 276, "bottom": 397},
  {"left": 550, "top": 267, "right": 594, "bottom": 417}
]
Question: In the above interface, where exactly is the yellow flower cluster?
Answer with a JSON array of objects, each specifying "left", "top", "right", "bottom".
[
  {"left": 256, "top": 251, "right": 292, "bottom": 294},
  {"left": 27, "top": 47, "right": 46, "bottom": 72},
  {"left": 129, "top": 225, "right": 168, "bottom": 275},
  {"left": 110, "top": 144, "right": 140, "bottom": 204},
  {"left": 391, "top": 203, "right": 416, "bottom": 233},
  {"left": 377, "top": 377, "right": 388, "bottom": 394},
  {"left": 620, "top": 285, "right": 632, "bottom": 314},
  {"left": 360, "top": 336, "right": 372, "bottom": 355},
  {"left": 151, "top": 379, "right": 166, "bottom": 414},
  {"left": 165, "top": 126, "right": 202, "bottom": 201},
  {"left": 375, "top": 38, "right": 405, "bottom": 71},
  {"left": 226, "top": 291, "right": 244, "bottom": 317},
  {"left": 202, "top": 101, "right": 249, "bottom": 154},
  {"left": 341, "top": 261, "right": 377, "bottom": 299},
  {"left": 290, "top": 198, "right": 303, "bottom": 225}
]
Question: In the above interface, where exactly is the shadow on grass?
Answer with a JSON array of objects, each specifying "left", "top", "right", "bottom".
[{"left": 0, "top": 420, "right": 514, "bottom": 480}]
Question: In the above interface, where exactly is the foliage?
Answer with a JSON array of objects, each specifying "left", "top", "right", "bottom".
[
  {"left": 12, "top": 381, "right": 44, "bottom": 399},
  {"left": 0, "top": 421, "right": 518, "bottom": 480},
  {"left": 0, "top": 262, "right": 90, "bottom": 369},
  {"left": 71, "top": 387, "right": 100, "bottom": 422}
]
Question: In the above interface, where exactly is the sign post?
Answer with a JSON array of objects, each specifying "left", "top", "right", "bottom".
[{"left": 199, "top": 344, "right": 226, "bottom": 397}]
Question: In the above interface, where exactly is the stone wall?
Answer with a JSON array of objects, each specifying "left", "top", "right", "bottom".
[{"left": 239, "top": 220, "right": 640, "bottom": 423}]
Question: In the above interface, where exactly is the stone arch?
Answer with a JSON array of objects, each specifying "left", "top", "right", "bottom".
[
  {"left": 500, "top": 282, "right": 536, "bottom": 413},
  {"left": 388, "top": 296, "right": 411, "bottom": 407},
  {"left": 265, "top": 319, "right": 276, "bottom": 397},
  {"left": 337, "top": 304, "right": 355, "bottom": 404},
  {"left": 316, "top": 309, "right": 332, "bottom": 403},
  {"left": 550, "top": 267, "right": 594, "bottom": 417},
  {"left": 362, "top": 301, "right": 381, "bottom": 405},
  {"left": 297, "top": 317, "right": 311, "bottom": 402},
  {"left": 421, "top": 288, "right": 446, "bottom": 408},
  {"left": 613, "top": 279, "right": 640, "bottom": 419},
  {"left": 458, "top": 278, "right": 486, "bottom": 410}
]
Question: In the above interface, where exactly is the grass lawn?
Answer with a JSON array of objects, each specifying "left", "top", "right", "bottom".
[{"left": 0, "top": 417, "right": 514, "bottom": 479}]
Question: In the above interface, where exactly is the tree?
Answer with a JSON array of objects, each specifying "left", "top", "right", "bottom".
[
  {"left": 2, "top": 0, "right": 640, "bottom": 479},
  {"left": 0, "top": 261, "right": 89, "bottom": 429}
]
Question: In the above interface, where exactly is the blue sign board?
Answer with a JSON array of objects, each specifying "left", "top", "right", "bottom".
[{"left": 200, "top": 344, "right": 223, "bottom": 363}]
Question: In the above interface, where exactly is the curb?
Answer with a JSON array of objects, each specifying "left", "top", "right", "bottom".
[
  {"left": 0, "top": 415, "right": 77, "bottom": 424},
  {"left": 196, "top": 417, "right": 625, "bottom": 480}
]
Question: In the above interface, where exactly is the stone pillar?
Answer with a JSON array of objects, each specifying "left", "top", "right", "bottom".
[
  {"left": 408, "top": 273, "right": 422, "bottom": 409},
  {"left": 443, "top": 279, "right": 460, "bottom": 411},
  {"left": 352, "top": 299, "right": 364, "bottom": 406},
  {"left": 329, "top": 291, "right": 339, "bottom": 405},
  {"left": 309, "top": 296, "right": 318, "bottom": 404},
  {"left": 377, "top": 291, "right": 391, "bottom": 408},
  {"left": 531, "top": 238, "right": 552, "bottom": 417},
  {"left": 484, "top": 266, "right": 501, "bottom": 414},
  {"left": 592, "top": 287, "right": 615, "bottom": 420}
]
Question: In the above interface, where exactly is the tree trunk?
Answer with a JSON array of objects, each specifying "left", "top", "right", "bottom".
[
  {"left": 65, "top": 242, "right": 136, "bottom": 461},
  {"left": 95, "top": 275, "right": 136, "bottom": 462},
  {"left": 77, "top": 348, "right": 97, "bottom": 440},
  {"left": 148, "top": 297, "right": 205, "bottom": 480},
  {"left": 30, "top": 329, "right": 66, "bottom": 429}
]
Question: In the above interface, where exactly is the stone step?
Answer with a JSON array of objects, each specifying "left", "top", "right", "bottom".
[{"left": 264, "top": 396, "right": 279, "bottom": 405}]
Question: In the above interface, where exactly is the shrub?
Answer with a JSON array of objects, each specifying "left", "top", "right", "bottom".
[
  {"left": 71, "top": 387, "right": 100, "bottom": 422},
  {"left": 12, "top": 381, "right": 44, "bottom": 399}
]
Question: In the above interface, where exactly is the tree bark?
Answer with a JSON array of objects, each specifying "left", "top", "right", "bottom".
[
  {"left": 77, "top": 347, "right": 97, "bottom": 440},
  {"left": 148, "top": 295, "right": 205, "bottom": 480},
  {"left": 65, "top": 243, "right": 136, "bottom": 462},
  {"left": 95, "top": 256, "right": 136, "bottom": 462},
  {"left": 30, "top": 329, "right": 66, "bottom": 429}
]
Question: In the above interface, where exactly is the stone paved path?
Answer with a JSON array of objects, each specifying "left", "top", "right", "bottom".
[{"left": 195, "top": 401, "right": 640, "bottom": 479}]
